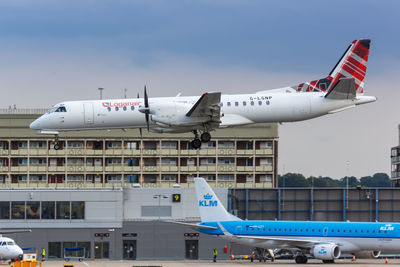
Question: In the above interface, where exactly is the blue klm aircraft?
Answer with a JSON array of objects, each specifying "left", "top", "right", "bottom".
[{"left": 178, "top": 178, "right": 400, "bottom": 264}]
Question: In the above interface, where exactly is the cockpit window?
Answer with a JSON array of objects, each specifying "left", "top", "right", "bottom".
[
  {"left": 0, "top": 242, "right": 5, "bottom": 246},
  {"left": 55, "top": 107, "right": 67, "bottom": 112},
  {"left": 7, "top": 242, "right": 14, "bottom": 246}
]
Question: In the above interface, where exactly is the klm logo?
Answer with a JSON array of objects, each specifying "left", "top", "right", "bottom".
[
  {"left": 199, "top": 193, "right": 218, "bottom": 207},
  {"left": 318, "top": 248, "right": 327, "bottom": 255},
  {"left": 380, "top": 224, "right": 394, "bottom": 231}
]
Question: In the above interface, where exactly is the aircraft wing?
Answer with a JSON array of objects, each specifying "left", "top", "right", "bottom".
[
  {"left": 186, "top": 92, "right": 221, "bottom": 118},
  {"left": 235, "top": 235, "right": 331, "bottom": 249}
]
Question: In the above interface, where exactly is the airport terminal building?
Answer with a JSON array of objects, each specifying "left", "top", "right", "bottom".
[{"left": 0, "top": 110, "right": 278, "bottom": 260}]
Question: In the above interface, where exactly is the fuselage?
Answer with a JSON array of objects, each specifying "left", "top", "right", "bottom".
[
  {"left": 29, "top": 92, "right": 376, "bottom": 132},
  {"left": 199, "top": 220, "right": 400, "bottom": 253},
  {"left": 0, "top": 237, "right": 24, "bottom": 260}
]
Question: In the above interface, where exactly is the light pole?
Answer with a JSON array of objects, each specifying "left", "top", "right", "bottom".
[
  {"left": 153, "top": 194, "right": 168, "bottom": 220},
  {"left": 346, "top": 161, "right": 350, "bottom": 209}
]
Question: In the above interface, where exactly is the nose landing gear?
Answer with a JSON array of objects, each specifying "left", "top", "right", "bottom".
[{"left": 53, "top": 135, "right": 60, "bottom": 150}]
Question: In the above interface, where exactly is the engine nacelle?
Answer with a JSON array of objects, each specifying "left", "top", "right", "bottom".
[
  {"left": 311, "top": 244, "right": 341, "bottom": 260},
  {"left": 354, "top": 251, "right": 381, "bottom": 259},
  {"left": 150, "top": 102, "right": 208, "bottom": 126}
]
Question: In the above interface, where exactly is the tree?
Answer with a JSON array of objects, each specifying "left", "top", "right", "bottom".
[
  {"left": 339, "top": 176, "right": 360, "bottom": 187},
  {"left": 360, "top": 173, "right": 391, "bottom": 187},
  {"left": 278, "top": 173, "right": 309, "bottom": 187}
]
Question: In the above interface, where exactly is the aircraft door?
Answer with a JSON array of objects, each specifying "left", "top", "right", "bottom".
[
  {"left": 83, "top": 103, "right": 94, "bottom": 125},
  {"left": 122, "top": 240, "right": 137, "bottom": 260}
]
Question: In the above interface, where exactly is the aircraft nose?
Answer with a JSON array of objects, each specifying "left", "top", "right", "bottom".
[{"left": 29, "top": 118, "right": 41, "bottom": 130}]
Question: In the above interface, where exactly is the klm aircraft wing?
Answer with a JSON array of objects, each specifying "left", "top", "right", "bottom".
[
  {"left": 0, "top": 229, "right": 31, "bottom": 234},
  {"left": 186, "top": 92, "right": 221, "bottom": 119},
  {"left": 235, "top": 235, "right": 332, "bottom": 249}
]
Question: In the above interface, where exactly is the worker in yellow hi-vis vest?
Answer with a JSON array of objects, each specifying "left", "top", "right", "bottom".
[
  {"left": 41, "top": 248, "right": 46, "bottom": 261},
  {"left": 213, "top": 248, "right": 217, "bottom": 262}
]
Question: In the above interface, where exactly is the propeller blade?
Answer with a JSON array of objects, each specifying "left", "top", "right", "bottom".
[
  {"left": 137, "top": 92, "right": 139, "bottom": 99},
  {"left": 144, "top": 85, "right": 150, "bottom": 131},
  {"left": 139, "top": 128, "right": 142, "bottom": 138}
]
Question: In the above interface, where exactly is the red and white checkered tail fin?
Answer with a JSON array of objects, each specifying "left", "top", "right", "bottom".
[
  {"left": 328, "top": 39, "right": 370, "bottom": 95},
  {"left": 291, "top": 39, "right": 370, "bottom": 95}
]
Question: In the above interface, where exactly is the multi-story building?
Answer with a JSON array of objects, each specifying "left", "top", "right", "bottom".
[
  {"left": 0, "top": 110, "right": 278, "bottom": 188},
  {"left": 391, "top": 124, "right": 400, "bottom": 186}
]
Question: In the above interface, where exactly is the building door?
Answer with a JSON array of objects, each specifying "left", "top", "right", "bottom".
[
  {"left": 122, "top": 240, "right": 137, "bottom": 260},
  {"left": 94, "top": 242, "right": 109, "bottom": 259},
  {"left": 185, "top": 240, "right": 198, "bottom": 260},
  {"left": 83, "top": 103, "right": 94, "bottom": 124}
]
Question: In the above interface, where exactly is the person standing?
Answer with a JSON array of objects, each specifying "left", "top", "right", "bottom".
[
  {"left": 41, "top": 248, "right": 45, "bottom": 261},
  {"left": 213, "top": 248, "right": 217, "bottom": 262}
]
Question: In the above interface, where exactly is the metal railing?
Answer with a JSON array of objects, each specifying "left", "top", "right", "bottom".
[{"left": 0, "top": 108, "right": 48, "bottom": 115}]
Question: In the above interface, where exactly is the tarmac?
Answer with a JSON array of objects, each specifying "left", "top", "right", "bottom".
[{"left": 27, "top": 258, "right": 400, "bottom": 267}]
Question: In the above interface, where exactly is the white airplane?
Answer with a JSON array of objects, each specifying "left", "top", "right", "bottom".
[
  {"left": 177, "top": 178, "right": 400, "bottom": 264},
  {"left": 0, "top": 230, "right": 30, "bottom": 262},
  {"left": 30, "top": 39, "right": 376, "bottom": 149}
]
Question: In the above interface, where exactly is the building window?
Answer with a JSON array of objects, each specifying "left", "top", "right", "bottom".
[
  {"left": 42, "top": 202, "right": 55, "bottom": 219},
  {"left": 71, "top": 202, "right": 84, "bottom": 219},
  {"left": 56, "top": 202, "right": 70, "bottom": 220},
  {"left": 11, "top": 202, "right": 25, "bottom": 219},
  {"left": 0, "top": 202, "right": 9, "bottom": 219},
  {"left": 26, "top": 201, "right": 40, "bottom": 219}
]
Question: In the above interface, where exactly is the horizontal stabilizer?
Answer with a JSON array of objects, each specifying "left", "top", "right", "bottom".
[
  {"left": 0, "top": 229, "right": 31, "bottom": 234},
  {"left": 325, "top": 78, "right": 356, "bottom": 100}
]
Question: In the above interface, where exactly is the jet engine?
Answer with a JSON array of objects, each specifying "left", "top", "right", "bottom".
[
  {"left": 311, "top": 244, "right": 341, "bottom": 260},
  {"left": 354, "top": 251, "right": 381, "bottom": 259}
]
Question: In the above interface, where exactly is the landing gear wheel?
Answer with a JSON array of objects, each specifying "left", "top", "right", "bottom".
[
  {"left": 192, "top": 138, "right": 202, "bottom": 149},
  {"left": 54, "top": 142, "right": 60, "bottom": 150},
  {"left": 200, "top": 132, "right": 211, "bottom": 143},
  {"left": 295, "top": 255, "right": 308, "bottom": 264},
  {"left": 322, "top": 260, "right": 335, "bottom": 264}
]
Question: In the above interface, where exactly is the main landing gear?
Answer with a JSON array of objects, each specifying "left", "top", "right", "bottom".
[
  {"left": 295, "top": 255, "right": 308, "bottom": 264},
  {"left": 191, "top": 131, "right": 211, "bottom": 149}
]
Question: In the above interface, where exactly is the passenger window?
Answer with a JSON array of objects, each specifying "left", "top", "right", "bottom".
[
  {"left": 131, "top": 106, "right": 135, "bottom": 111},
  {"left": 107, "top": 107, "right": 111, "bottom": 112},
  {"left": 258, "top": 100, "right": 262, "bottom": 105},
  {"left": 243, "top": 101, "right": 246, "bottom": 106},
  {"left": 123, "top": 106, "right": 127, "bottom": 111},
  {"left": 115, "top": 107, "right": 119, "bottom": 111},
  {"left": 220, "top": 103, "right": 223, "bottom": 107},
  {"left": 235, "top": 102, "right": 238, "bottom": 107},
  {"left": 250, "top": 101, "right": 254, "bottom": 106},
  {"left": 266, "top": 100, "right": 270, "bottom": 105},
  {"left": 227, "top": 102, "right": 231, "bottom": 107}
]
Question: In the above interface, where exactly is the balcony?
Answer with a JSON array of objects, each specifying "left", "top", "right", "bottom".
[
  {"left": 10, "top": 149, "right": 29, "bottom": 156},
  {"left": 29, "top": 166, "right": 47, "bottom": 172},
  {"left": 180, "top": 150, "right": 198, "bottom": 156},
  {"left": 142, "top": 149, "right": 159, "bottom": 156},
  {"left": 10, "top": 166, "right": 28, "bottom": 172},
  {"left": 160, "top": 149, "right": 179, "bottom": 156},
  {"left": 199, "top": 166, "right": 216, "bottom": 172},
  {"left": 124, "top": 150, "right": 141, "bottom": 156},
  {"left": 391, "top": 156, "right": 400, "bottom": 163},
  {"left": 200, "top": 149, "right": 216, "bottom": 155},
  {"left": 0, "top": 166, "right": 8, "bottom": 172},
  {"left": 29, "top": 149, "right": 47, "bottom": 156},
  {"left": 217, "top": 165, "right": 235, "bottom": 172},
  {"left": 85, "top": 150, "right": 103, "bottom": 156},
  {"left": 105, "top": 166, "right": 123, "bottom": 172},
  {"left": 255, "top": 148, "right": 273, "bottom": 155},
  {"left": 67, "top": 165, "right": 85, "bottom": 172},
  {"left": 236, "top": 149, "right": 254, "bottom": 155},
  {"left": 105, "top": 149, "right": 123, "bottom": 156},
  {"left": 161, "top": 166, "right": 179, "bottom": 172},
  {"left": 142, "top": 166, "right": 160, "bottom": 172},
  {"left": 236, "top": 166, "right": 254, "bottom": 172},
  {"left": 48, "top": 166, "right": 65, "bottom": 172},
  {"left": 124, "top": 166, "right": 141, "bottom": 172},
  {"left": 255, "top": 165, "right": 273, "bottom": 172},
  {"left": 67, "top": 149, "right": 84, "bottom": 156},
  {"left": 180, "top": 166, "right": 197, "bottom": 172},
  {"left": 48, "top": 150, "right": 66, "bottom": 156},
  {"left": 217, "top": 148, "right": 235, "bottom": 156},
  {"left": 85, "top": 166, "right": 104, "bottom": 172}
]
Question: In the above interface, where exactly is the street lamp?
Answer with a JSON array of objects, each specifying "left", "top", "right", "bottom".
[{"left": 153, "top": 194, "right": 168, "bottom": 220}]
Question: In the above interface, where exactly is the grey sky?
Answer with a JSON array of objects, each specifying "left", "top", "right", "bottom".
[{"left": 0, "top": 0, "right": 399, "bottom": 179}]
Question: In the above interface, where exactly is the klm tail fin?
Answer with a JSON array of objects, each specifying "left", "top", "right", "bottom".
[
  {"left": 194, "top": 177, "right": 241, "bottom": 222},
  {"left": 291, "top": 39, "right": 370, "bottom": 95}
]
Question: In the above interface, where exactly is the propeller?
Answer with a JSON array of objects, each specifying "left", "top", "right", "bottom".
[{"left": 138, "top": 85, "right": 150, "bottom": 132}]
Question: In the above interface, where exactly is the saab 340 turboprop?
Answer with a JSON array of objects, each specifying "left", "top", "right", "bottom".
[{"left": 30, "top": 39, "right": 376, "bottom": 149}]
